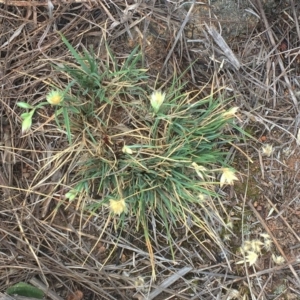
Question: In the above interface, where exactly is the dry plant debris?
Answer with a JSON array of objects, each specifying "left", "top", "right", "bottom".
[{"left": 1, "top": 0, "right": 300, "bottom": 299}]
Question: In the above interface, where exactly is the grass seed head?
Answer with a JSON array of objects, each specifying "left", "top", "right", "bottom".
[
  {"left": 192, "top": 162, "right": 207, "bottom": 180},
  {"left": 220, "top": 168, "right": 238, "bottom": 187},
  {"left": 223, "top": 107, "right": 239, "bottom": 118},
  {"left": 109, "top": 199, "right": 127, "bottom": 216},
  {"left": 261, "top": 144, "right": 273, "bottom": 157},
  {"left": 272, "top": 254, "right": 285, "bottom": 265},
  {"left": 260, "top": 233, "right": 270, "bottom": 239},
  {"left": 251, "top": 240, "right": 264, "bottom": 253},
  {"left": 242, "top": 239, "right": 263, "bottom": 253},
  {"left": 226, "top": 289, "right": 240, "bottom": 300},
  {"left": 46, "top": 90, "right": 64, "bottom": 105},
  {"left": 237, "top": 250, "right": 258, "bottom": 266},
  {"left": 225, "top": 221, "right": 233, "bottom": 230},
  {"left": 198, "top": 193, "right": 208, "bottom": 202},
  {"left": 260, "top": 233, "right": 272, "bottom": 251},
  {"left": 245, "top": 251, "right": 259, "bottom": 266},
  {"left": 264, "top": 238, "right": 272, "bottom": 251},
  {"left": 122, "top": 145, "right": 133, "bottom": 154},
  {"left": 243, "top": 241, "right": 252, "bottom": 252},
  {"left": 134, "top": 276, "right": 145, "bottom": 292},
  {"left": 150, "top": 90, "right": 165, "bottom": 114}
]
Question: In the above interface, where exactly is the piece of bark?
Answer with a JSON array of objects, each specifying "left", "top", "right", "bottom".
[{"left": 205, "top": 24, "right": 240, "bottom": 70}]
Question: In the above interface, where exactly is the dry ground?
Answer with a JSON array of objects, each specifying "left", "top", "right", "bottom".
[{"left": 1, "top": 0, "right": 300, "bottom": 299}]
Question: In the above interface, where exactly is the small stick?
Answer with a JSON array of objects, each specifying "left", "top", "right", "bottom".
[
  {"left": 29, "top": 278, "right": 64, "bottom": 300},
  {"left": 204, "top": 24, "right": 240, "bottom": 70},
  {"left": 148, "top": 266, "right": 193, "bottom": 300}
]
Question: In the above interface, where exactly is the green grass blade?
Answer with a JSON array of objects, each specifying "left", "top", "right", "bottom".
[{"left": 59, "top": 32, "right": 90, "bottom": 74}]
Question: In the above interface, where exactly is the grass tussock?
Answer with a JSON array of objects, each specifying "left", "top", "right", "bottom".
[{"left": 17, "top": 33, "right": 243, "bottom": 278}]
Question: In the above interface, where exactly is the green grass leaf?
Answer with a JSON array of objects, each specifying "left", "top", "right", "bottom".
[
  {"left": 58, "top": 32, "right": 90, "bottom": 74},
  {"left": 17, "top": 102, "right": 34, "bottom": 109},
  {"left": 62, "top": 106, "right": 72, "bottom": 144},
  {"left": 6, "top": 282, "right": 44, "bottom": 299}
]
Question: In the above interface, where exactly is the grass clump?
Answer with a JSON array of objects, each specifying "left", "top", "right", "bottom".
[{"left": 18, "top": 33, "right": 243, "bottom": 278}]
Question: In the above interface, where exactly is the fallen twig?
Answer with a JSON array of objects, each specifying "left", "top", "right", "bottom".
[
  {"left": 29, "top": 278, "right": 64, "bottom": 300},
  {"left": 148, "top": 266, "right": 193, "bottom": 300},
  {"left": 204, "top": 24, "right": 240, "bottom": 70}
]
